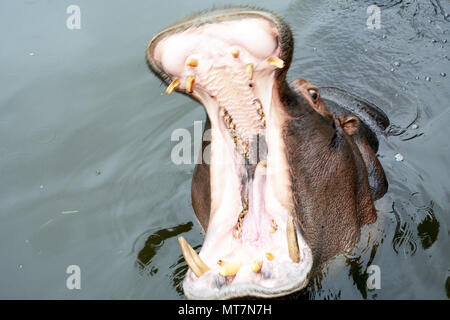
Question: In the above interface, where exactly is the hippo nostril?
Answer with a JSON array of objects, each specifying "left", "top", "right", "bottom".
[
  {"left": 215, "top": 275, "right": 226, "bottom": 288},
  {"left": 262, "top": 271, "right": 271, "bottom": 279}
]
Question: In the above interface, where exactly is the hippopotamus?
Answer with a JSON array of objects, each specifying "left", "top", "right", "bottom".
[{"left": 146, "top": 6, "right": 389, "bottom": 299}]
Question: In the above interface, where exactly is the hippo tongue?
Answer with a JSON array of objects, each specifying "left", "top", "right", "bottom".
[{"left": 147, "top": 7, "right": 313, "bottom": 299}]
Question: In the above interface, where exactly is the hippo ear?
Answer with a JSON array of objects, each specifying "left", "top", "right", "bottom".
[{"left": 340, "top": 115, "right": 360, "bottom": 136}]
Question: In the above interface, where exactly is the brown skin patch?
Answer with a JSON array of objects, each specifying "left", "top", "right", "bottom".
[
  {"left": 290, "top": 78, "right": 388, "bottom": 201},
  {"left": 290, "top": 78, "right": 333, "bottom": 121},
  {"left": 279, "top": 85, "right": 376, "bottom": 267}
]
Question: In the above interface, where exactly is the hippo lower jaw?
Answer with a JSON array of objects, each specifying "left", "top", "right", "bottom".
[{"left": 147, "top": 8, "right": 313, "bottom": 299}]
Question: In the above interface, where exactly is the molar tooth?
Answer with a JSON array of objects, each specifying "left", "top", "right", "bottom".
[
  {"left": 186, "top": 58, "right": 198, "bottom": 67},
  {"left": 186, "top": 76, "right": 195, "bottom": 93},
  {"left": 257, "top": 160, "right": 267, "bottom": 168},
  {"left": 231, "top": 49, "right": 239, "bottom": 58},
  {"left": 246, "top": 63, "right": 253, "bottom": 80},
  {"left": 286, "top": 216, "right": 301, "bottom": 263},
  {"left": 251, "top": 260, "right": 263, "bottom": 273},
  {"left": 269, "top": 219, "right": 278, "bottom": 233},
  {"left": 219, "top": 261, "right": 241, "bottom": 277},
  {"left": 178, "top": 236, "right": 210, "bottom": 277},
  {"left": 166, "top": 79, "right": 180, "bottom": 95},
  {"left": 268, "top": 57, "right": 285, "bottom": 69},
  {"left": 265, "top": 252, "right": 274, "bottom": 261}
]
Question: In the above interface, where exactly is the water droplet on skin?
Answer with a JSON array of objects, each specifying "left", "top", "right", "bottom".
[
  {"left": 382, "top": 35, "right": 387, "bottom": 39},
  {"left": 432, "top": 39, "right": 437, "bottom": 43},
  {"left": 394, "top": 61, "right": 400, "bottom": 67},
  {"left": 18, "top": 264, "right": 23, "bottom": 269},
  {"left": 411, "top": 124, "right": 418, "bottom": 129},
  {"left": 95, "top": 170, "right": 101, "bottom": 175},
  {"left": 395, "top": 153, "right": 404, "bottom": 162},
  {"left": 440, "top": 72, "right": 446, "bottom": 77},
  {"left": 444, "top": 39, "right": 448, "bottom": 44},
  {"left": 29, "top": 52, "right": 35, "bottom": 56},
  {"left": 415, "top": 76, "right": 420, "bottom": 80},
  {"left": 425, "top": 76, "right": 431, "bottom": 81},
  {"left": 391, "top": 68, "right": 395, "bottom": 72},
  {"left": 313, "top": 47, "right": 317, "bottom": 51},
  {"left": 39, "top": 185, "right": 44, "bottom": 189}
]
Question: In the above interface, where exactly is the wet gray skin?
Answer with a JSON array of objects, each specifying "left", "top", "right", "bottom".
[{"left": 0, "top": 0, "right": 448, "bottom": 300}]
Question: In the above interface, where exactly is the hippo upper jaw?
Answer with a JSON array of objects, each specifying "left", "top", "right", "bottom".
[{"left": 147, "top": 7, "right": 315, "bottom": 299}]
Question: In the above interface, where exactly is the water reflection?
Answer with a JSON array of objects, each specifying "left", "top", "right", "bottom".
[{"left": 136, "top": 222, "right": 193, "bottom": 276}]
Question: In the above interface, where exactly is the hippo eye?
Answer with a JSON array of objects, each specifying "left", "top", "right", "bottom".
[{"left": 308, "top": 89, "right": 318, "bottom": 101}]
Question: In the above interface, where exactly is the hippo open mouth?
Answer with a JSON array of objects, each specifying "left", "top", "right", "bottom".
[
  {"left": 146, "top": 5, "right": 389, "bottom": 300},
  {"left": 147, "top": 8, "right": 313, "bottom": 299}
]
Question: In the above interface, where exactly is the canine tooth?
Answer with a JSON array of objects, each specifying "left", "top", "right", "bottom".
[
  {"left": 231, "top": 49, "right": 239, "bottom": 58},
  {"left": 186, "top": 58, "right": 198, "bottom": 67},
  {"left": 251, "top": 260, "right": 263, "bottom": 273},
  {"left": 178, "top": 236, "right": 210, "bottom": 277},
  {"left": 166, "top": 79, "right": 180, "bottom": 95},
  {"left": 286, "top": 216, "right": 301, "bottom": 263},
  {"left": 265, "top": 252, "right": 274, "bottom": 261},
  {"left": 219, "top": 261, "right": 241, "bottom": 277},
  {"left": 269, "top": 219, "right": 278, "bottom": 233},
  {"left": 246, "top": 63, "right": 253, "bottom": 80},
  {"left": 186, "top": 76, "right": 195, "bottom": 93},
  {"left": 268, "top": 57, "right": 285, "bottom": 69}
]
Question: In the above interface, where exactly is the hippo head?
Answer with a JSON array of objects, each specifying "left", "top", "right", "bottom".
[{"left": 146, "top": 6, "right": 380, "bottom": 299}]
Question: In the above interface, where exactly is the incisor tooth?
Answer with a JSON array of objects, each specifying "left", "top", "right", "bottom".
[
  {"left": 286, "top": 216, "right": 301, "bottom": 263},
  {"left": 231, "top": 49, "right": 239, "bottom": 58},
  {"left": 268, "top": 57, "right": 285, "bottom": 69},
  {"left": 246, "top": 63, "right": 253, "bottom": 80},
  {"left": 186, "top": 58, "right": 198, "bottom": 67},
  {"left": 166, "top": 79, "right": 180, "bottom": 95},
  {"left": 251, "top": 260, "right": 263, "bottom": 273},
  {"left": 178, "top": 236, "right": 210, "bottom": 277},
  {"left": 219, "top": 261, "right": 241, "bottom": 277},
  {"left": 186, "top": 76, "right": 195, "bottom": 93}
]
